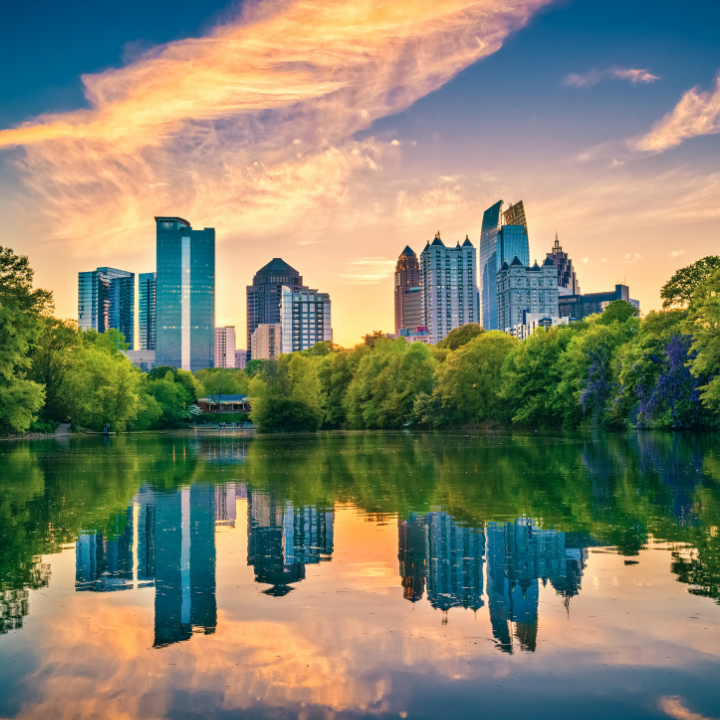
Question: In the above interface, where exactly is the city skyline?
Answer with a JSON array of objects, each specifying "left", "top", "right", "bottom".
[{"left": 1, "top": 0, "right": 718, "bottom": 348}]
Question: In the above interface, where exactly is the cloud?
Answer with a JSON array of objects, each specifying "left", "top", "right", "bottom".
[
  {"left": 670, "top": 250, "right": 685, "bottom": 258},
  {"left": 660, "top": 696, "right": 716, "bottom": 720},
  {"left": 623, "top": 253, "right": 641, "bottom": 263},
  {"left": 0, "top": 0, "right": 553, "bottom": 256},
  {"left": 564, "top": 67, "right": 659, "bottom": 88},
  {"left": 634, "top": 73, "right": 720, "bottom": 152},
  {"left": 582, "top": 257, "right": 589, "bottom": 263},
  {"left": 609, "top": 158, "right": 624, "bottom": 168},
  {"left": 339, "top": 257, "right": 396, "bottom": 284}
]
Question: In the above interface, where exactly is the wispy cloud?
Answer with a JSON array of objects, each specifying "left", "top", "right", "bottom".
[
  {"left": 623, "top": 253, "right": 642, "bottom": 263},
  {"left": 564, "top": 66, "right": 659, "bottom": 88},
  {"left": 670, "top": 250, "right": 685, "bottom": 257},
  {"left": 0, "top": 0, "right": 553, "bottom": 256},
  {"left": 634, "top": 73, "right": 720, "bottom": 152},
  {"left": 660, "top": 695, "right": 714, "bottom": 720},
  {"left": 340, "top": 257, "right": 396, "bottom": 284}
]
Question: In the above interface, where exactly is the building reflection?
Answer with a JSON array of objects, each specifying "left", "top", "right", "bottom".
[
  {"left": 398, "top": 514, "right": 590, "bottom": 652},
  {"left": 74, "top": 483, "right": 240, "bottom": 648},
  {"left": 247, "top": 487, "right": 334, "bottom": 596}
]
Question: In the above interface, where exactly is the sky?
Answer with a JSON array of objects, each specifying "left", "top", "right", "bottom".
[{"left": 1, "top": 0, "right": 719, "bottom": 349}]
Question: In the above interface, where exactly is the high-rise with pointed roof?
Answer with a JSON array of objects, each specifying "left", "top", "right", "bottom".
[
  {"left": 479, "top": 200, "right": 530, "bottom": 330},
  {"left": 547, "top": 233, "right": 581, "bottom": 295},
  {"left": 246, "top": 259, "right": 306, "bottom": 361},
  {"left": 394, "top": 246, "right": 421, "bottom": 334},
  {"left": 420, "top": 232, "right": 479, "bottom": 344}
]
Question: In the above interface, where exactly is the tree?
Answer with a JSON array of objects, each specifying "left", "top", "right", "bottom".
[
  {"left": 661, "top": 256, "right": 720, "bottom": 309},
  {"left": 598, "top": 300, "right": 639, "bottom": 325},
  {"left": 499, "top": 326, "right": 571, "bottom": 427},
  {"left": 0, "top": 247, "right": 52, "bottom": 433},
  {"left": 436, "top": 323, "right": 483, "bottom": 351},
  {"left": 344, "top": 339, "right": 436, "bottom": 429},
  {"left": 435, "top": 331, "right": 516, "bottom": 425},
  {"left": 195, "top": 367, "right": 248, "bottom": 410},
  {"left": 28, "top": 318, "right": 80, "bottom": 421}
]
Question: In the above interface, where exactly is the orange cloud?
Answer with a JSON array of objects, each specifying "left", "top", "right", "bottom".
[
  {"left": 0, "top": 0, "right": 553, "bottom": 257},
  {"left": 635, "top": 72, "right": 720, "bottom": 152}
]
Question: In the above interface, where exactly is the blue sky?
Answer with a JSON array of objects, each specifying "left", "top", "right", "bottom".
[{"left": 1, "top": 0, "right": 719, "bottom": 346}]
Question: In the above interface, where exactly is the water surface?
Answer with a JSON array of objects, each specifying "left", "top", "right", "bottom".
[{"left": 1, "top": 431, "right": 719, "bottom": 719}]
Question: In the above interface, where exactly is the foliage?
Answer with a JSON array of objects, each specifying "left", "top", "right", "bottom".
[
  {"left": 0, "top": 247, "right": 52, "bottom": 432},
  {"left": 436, "top": 323, "right": 483, "bottom": 350},
  {"left": 661, "top": 256, "right": 720, "bottom": 309},
  {"left": 195, "top": 367, "right": 249, "bottom": 400},
  {"left": 433, "top": 331, "right": 515, "bottom": 425},
  {"left": 344, "top": 339, "right": 436, "bottom": 429}
]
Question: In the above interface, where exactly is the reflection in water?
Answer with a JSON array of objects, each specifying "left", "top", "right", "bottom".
[
  {"left": 400, "top": 514, "right": 590, "bottom": 652},
  {"left": 247, "top": 487, "right": 334, "bottom": 595}
]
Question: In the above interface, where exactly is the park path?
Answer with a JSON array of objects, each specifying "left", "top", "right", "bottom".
[{"left": 55, "top": 423, "right": 71, "bottom": 436}]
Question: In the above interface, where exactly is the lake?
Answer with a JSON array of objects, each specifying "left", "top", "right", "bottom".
[{"left": 1, "top": 430, "right": 719, "bottom": 719}]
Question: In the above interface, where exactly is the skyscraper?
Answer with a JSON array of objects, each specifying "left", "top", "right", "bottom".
[
  {"left": 419, "top": 232, "right": 479, "bottom": 344},
  {"left": 246, "top": 259, "right": 305, "bottom": 361},
  {"left": 78, "top": 267, "right": 135, "bottom": 347},
  {"left": 547, "top": 234, "right": 581, "bottom": 295},
  {"left": 280, "top": 286, "right": 332, "bottom": 353},
  {"left": 139, "top": 272, "right": 156, "bottom": 351},
  {"left": 479, "top": 200, "right": 530, "bottom": 329},
  {"left": 497, "top": 256, "right": 559, "bottom": 331},
  {"left": 155, "top": 217, "right": 215, "bottom": 371},
  {"left": 394, "top": 246, "right": 421, "bottom": 334},
  {"left": 214, "top": 326, "right": 236, "bottom": 368},
  {"left": 251, "top": 323, "right": 282, "bottom": 360}
]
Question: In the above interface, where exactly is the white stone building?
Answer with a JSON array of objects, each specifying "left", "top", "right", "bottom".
[
  {"left": 419, "top": 232, "right": 479, "bottom": 344},
  {"left": 497, "top": 256, "right": 559, "bottom": 332}
]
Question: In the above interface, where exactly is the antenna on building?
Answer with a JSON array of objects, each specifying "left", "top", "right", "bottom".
[{"left": 436, "top": 230, "right": 441, "bottom": 239}]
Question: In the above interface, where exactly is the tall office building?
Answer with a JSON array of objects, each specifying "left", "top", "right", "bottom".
[
  {"left": 155, "top": 217, "right": 215, "bottom": 371},
  {"left": 234, "top": 350, "right": 247, "bottom": 370},
  {"left": 419, "top": 232, "right": 479, "bottom": 345},
  {"left": 78, "top": 267, "right": 135, "bottom": 346},
  {"left": 497, "top": 256, "right": 559, "bottom": 331},
  {"left": 394, "top": 246, "right": 421, "bottom": 334},
  {"left": 251, "top": 323, "right": 282, "bottom": 360},
  {"left": 246, "top": 259, "right": 305, "bottom": 361},
  {"left": 139, "top": 272, "right": 156, "bottom": 351},
  {"left": 479, "top": 200, "right": 530, "bottom": 330},
  {"left": 214, "top": 326, "right": 236, "bottom": 368},
  {"left": 280, "top": 286, "right": 332, "bottom": 353},
  {"left": 547, "top": 234, "right": 581, "bottom": 295}
]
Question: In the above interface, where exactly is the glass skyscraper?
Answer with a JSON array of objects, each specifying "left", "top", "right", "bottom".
[
  {"left": 139, "top": 272, "right": 156, "bottom": 351},
  {"left": 78, "top": 267, "right": 135, "bottom": 347},
  {"left": 479, "top": 200, "right": 530, "bottom": 330},
  {"left": 155, "top": 217, "right": 215, "bottom": 371},
  {"left": 246, "top": 258, "right": 306, "bottom": 362}
]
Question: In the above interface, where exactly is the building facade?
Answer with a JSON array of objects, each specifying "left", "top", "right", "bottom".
[
  {"left": 479, "top": 200, "right": 530, "bottom": 330},
  {"left": 139, "top": 272, "right": 156, "bottom": 351},
  {"left": 234, "top": 350, "right": 247, "bottom": 370},
  {"left": 155, "top": 217, "right": 215, "bottom": 372},
  {"left": 506, "top": 313, "right": 569, "bottom": 341},
  {"left": 419, "top": 233, "right": 479, "bottom": 345},
  {"left": 394, "top": 246, "right": 421, "bottom": 334},
  {"left": 559, "top": 284, "right": 640, "bottom": 321},
  {"left": 547, "top": 234, "right": 581, "bottom": 295},
  {"left": 246, "top": 259, "right": 305, "bottom": 362},
  {"left": 214, "top": 326, "right": 236, "bottom": 368},
  {"left": 251, "top": 323, "right": 282, "bottom": 360},
  {"left": 78, "top": 267, "right": 135, "bottom": 346},
  {"left": 280, "top": 286, "right": 332, "bottom": 354},
  {"left": 497, "top": 256, "right": 559, "bottom": 331}
]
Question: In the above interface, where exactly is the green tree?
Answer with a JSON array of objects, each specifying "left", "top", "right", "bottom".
[
  {"left": 344, "top": 339, "right": 436, "bottom": 429},
  {"left": 435, "top": 331, "right": 516, "bottom": 425},
  {"left": 598, "top": 300, "right": 639, "bottom": 325},
  {"left": 28, "top": 318, "right": 80, "bottom": 421},
  {"left": 0, "top": 247, "right": 53, "bottom": 433},
  {"left": 499, "top": 326, "right": 571, "bottom": 427},
  {"left": 687, "top": 270, "right": 720, "bottom": 412},
  {"left": 436, "top": 323, "right": 483, "bottom": 351},
  {"left": 661, "top": 256, "right": 720, "bottom": 309}
]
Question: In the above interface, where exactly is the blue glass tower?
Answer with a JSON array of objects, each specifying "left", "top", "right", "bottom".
[
  {"left": 139, "top": 272, "right": 156, "bottom": 351},
  {"left": 479, "top": 200, "right": 529, "bottom": 330},
  {"left": 78, "top": 267, "right": 135, "bottom": 347},
  {"left": 155, "top": 217, "right": 215, "bottom": 371}
]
